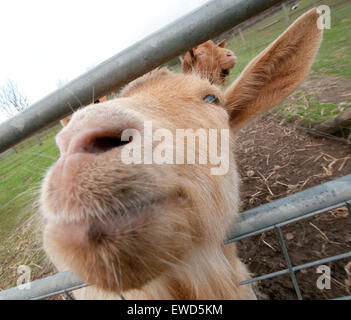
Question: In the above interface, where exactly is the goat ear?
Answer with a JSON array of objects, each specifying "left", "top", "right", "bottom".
[
  {"left": 217, "top": 39, "right": 226, "bottom": 48},
  {"left": 224, "top": 9, "right": 323, "bottom": 131},
  {"left": 182, "top": 50, "right": 195, "bottom": 73}
]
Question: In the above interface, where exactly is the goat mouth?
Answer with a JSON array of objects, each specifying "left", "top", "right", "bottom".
[
  {"left": 84, "top": 189, "right": 188, "bottom": 241},
  {"left": 45, "top": 177, "right": 185, "bottom": 224},
  {"left": 46, "top": 195, "right": 165, "bottom": 243},
  {"left": 44, "top": 190, "right": 190, "bottom": 292}
]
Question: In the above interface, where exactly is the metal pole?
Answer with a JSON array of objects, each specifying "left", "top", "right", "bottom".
[
  {"left": 227, "top": 174, "right": 351, "bottom": 243},
  {"left": 282, "top": 2, "right": 290, "bottom": 22},
  {"left": 0, "top": 0, "right": 283, "bottom": 153},
  {"left": 239, "top": 28, "right": 248, "bottom": 47},
  {"left": 0, "top": 271, "right": 86, "bottom": 300}
]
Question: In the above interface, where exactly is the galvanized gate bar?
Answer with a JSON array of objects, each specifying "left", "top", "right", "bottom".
[
  {"left": 1, "top": 174, "right": 350, "bottom": 300},
  {"left": 0, "top": 0, "right": 283, "bottom": 153},
  {"left": 0, "top": 271, "right": 86, "bottom": 300},
  {"left": 240, "top": 251, "right": 351, "bottom": 285},
  {"left": 332, "top": 295, "right": 351, "bottom": 300},
  {"left": 275, "top": 226, "right": 302, "bottom": 300},
  {"left": 226, "top": 174, "right": 351, "bottom": 243}
]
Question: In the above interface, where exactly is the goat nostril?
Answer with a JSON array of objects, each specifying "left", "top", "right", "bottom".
[
  {"left": 64, "top": 128, "right": 136, "bottom": 157},
  {"left": 84, "top": 136, "right": 132, "bottom": 154}
]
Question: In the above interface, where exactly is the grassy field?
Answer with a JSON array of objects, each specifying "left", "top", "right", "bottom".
[
  {"left": 0, "top": 126, "right": 60, "bottom": 240},
  {"left": 0, "top": 0, "right": 350, "bottom": 291},
  {"left": 0, "top": 125, "right": 60, "bottom": 289}
]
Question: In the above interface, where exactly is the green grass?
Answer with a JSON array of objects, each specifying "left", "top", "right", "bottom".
[
  {"left": 275, "top": 99, "right": 351, "bottom": 124},
  {"left": 298, "top": 101, "right": 347, "bottom": 122},
  {"left": 0, "top": 125, "right": 61, "bottom": 289},
  {"left": 0, "top": 126, "right": 60, "bottom": 243}
]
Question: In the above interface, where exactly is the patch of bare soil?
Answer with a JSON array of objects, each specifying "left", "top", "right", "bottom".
[
  {"left": 299, "top": 74, "right": 351, "bottom": 105},
  {"left": 236, "top": 115, "right": 351, "bottom": 300}
]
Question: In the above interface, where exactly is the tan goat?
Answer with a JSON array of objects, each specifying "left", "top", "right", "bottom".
[
  {"left": 40, "top": 9, "right": 323, "bottom": 299},
  {"left": 182, "top": 39, "right": 236, "bottom": 85}
]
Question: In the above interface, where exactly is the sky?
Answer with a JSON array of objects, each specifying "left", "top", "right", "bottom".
[{"left": 0, "top": 0, "right": 209, "bottom": 122}]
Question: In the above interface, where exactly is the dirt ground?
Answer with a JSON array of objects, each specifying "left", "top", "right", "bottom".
[{"left": 235, "top": 115, "right": 351, "bottom": 300}]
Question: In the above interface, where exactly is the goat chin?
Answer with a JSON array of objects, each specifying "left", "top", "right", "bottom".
[{"left": 70, "top": 243, "right": 256, "bottom": 300}]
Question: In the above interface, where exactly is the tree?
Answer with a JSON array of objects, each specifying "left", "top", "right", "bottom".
[
  {"left": 0, "top": 79, "right": 29, "bottom": 117},
  {"left": 0, "top": 79, "right": 42, "bottom": 146}
]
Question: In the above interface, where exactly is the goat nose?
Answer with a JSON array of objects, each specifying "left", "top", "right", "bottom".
[{"left": 59, "top": 128, "right": 132, "bottom": 157}]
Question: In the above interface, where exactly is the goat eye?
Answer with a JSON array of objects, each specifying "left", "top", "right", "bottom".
[{"left": 203, "top": 95, "right": 219, "bottom": 104}]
